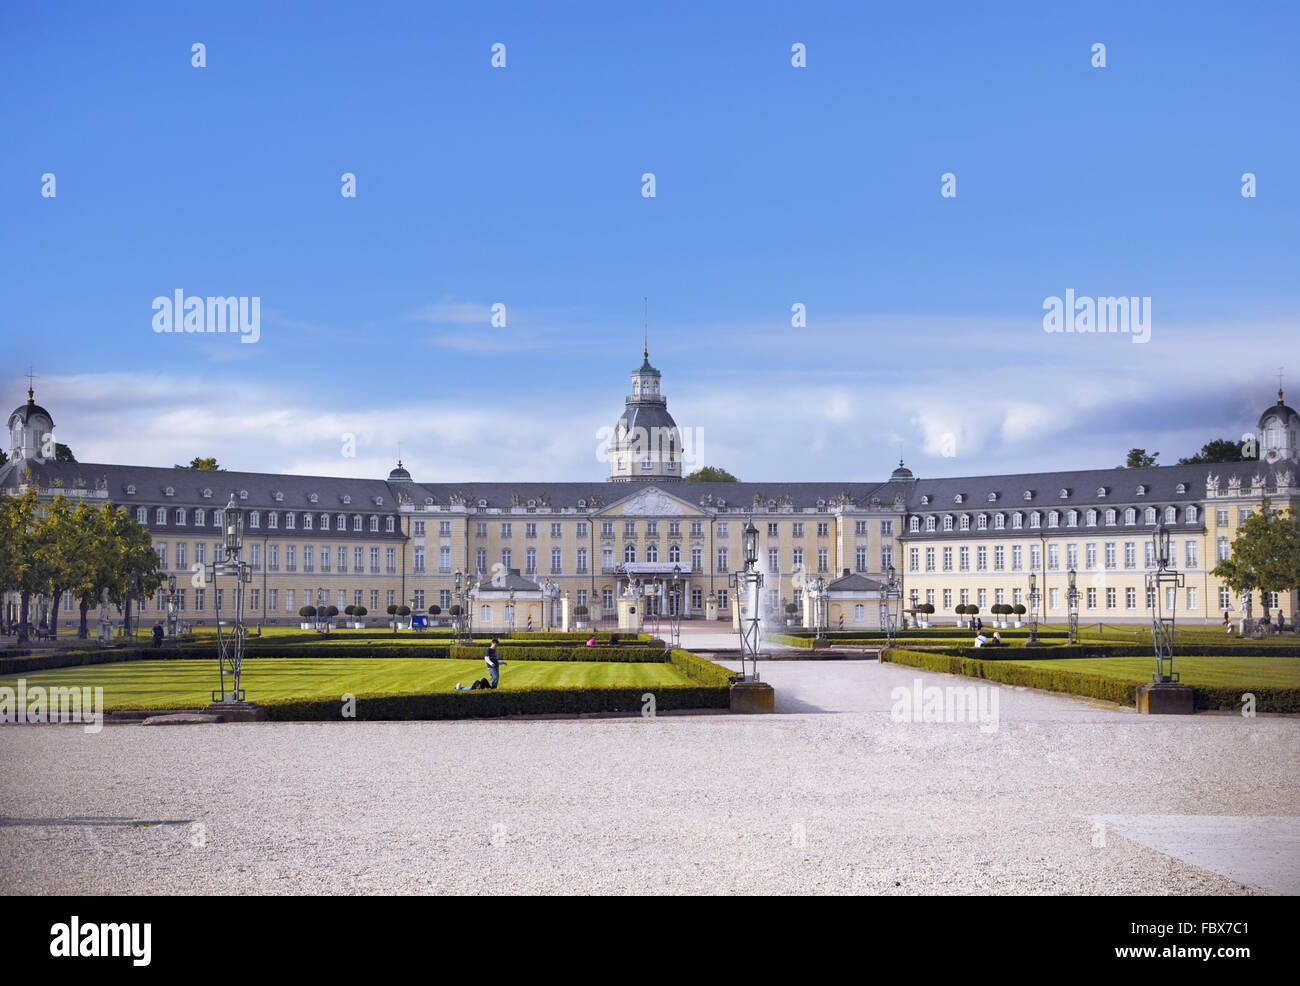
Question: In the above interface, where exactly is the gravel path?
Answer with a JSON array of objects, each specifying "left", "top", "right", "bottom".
[{"left": 1, "top": 659, "right": 1296, "bottom": 895}]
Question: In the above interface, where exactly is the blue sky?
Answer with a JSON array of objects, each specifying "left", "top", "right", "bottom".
[{"left": 2, "top": 0, "right": 1296, "bottom": 482}]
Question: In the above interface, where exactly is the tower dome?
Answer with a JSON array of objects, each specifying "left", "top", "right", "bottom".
[
  {"left": 8, "top": 385, "right": 54, "bottom": 462},
  {"left": 890, "top": 459, "right": 916, "bottom": 482},
  {"left": 609, "top": 344, "right": 682, "bottom": 482},
  {"left": 1258, "top": 388, "right": 1300, "bottom": 464},
  {"left": 387, "top": 459, "right": 413, "bottom": 483}
]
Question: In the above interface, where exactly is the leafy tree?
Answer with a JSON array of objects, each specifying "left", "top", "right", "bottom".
[
  {"left": 0, "top": 449, "right": 7, "bottom": 465},
  {"left": 428, "top": 604, "right": 441, "bottom": 615},
  {"left": 34, "top": 497, "right": 100, "bottom": 638},
  {"left": 54, "top": 443, "right": 75, "bottom": 462},
  {"left": 1178, "top": 439, "right": 1246, "bottom": 465},
  {"left": 1119, "top": 448, "right": 1159, "bottom": 469},
  {"left": 685, "top": 466, "right": 739, "bottom": 482},
  {"left": 1212, "top": 500, "right": 1300, "bottom": 614},
  {"left": 175, "top": 457, "right": 222, "bottom": 470},
  {"left": 0, "top": 487, "right": 43, "bottom": 642}
]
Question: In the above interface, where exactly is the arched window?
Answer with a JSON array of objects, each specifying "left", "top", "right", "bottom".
[
  {"left": 1086, "top": 509, "right": 1097, "bottom": 527},
  {"left": 669, "top": 543, "right": 681, "bottom": 563},
  {"left": 976, "top": 514, "right": 988, "bottom": 530},
  {"left": 942, "top": 515, "right": 954, "bottom": 531},
  {"left": 1048, "top": 511, "right": 1060, "bottom": 528},
  {"left": 1012, "top": 512, "right": 1022, "bottom": 530},
  {"left": 925, "top": 516, "right": 936, "bottom": 532},
  {"left": 623, "top": 543, "right": 636, "bottom": 563},
  {"left": 1030, "top": 512, "right": 1041, "bottom": 529},
  {"left": 1164, "top": 506, "right": 1177, "bottom": 524},
  {"left": 1124, "top": 507, "right": 1136, "bottom": 525},
  {"left": 646, "top": 543, "right": 659, "bottom": 562},
  {"left": 909, "top": 517, "right": 920, "bottom": 532},
  {"left": 994, "top": 513, "right": 1004, "bottom": 530},
  {"left": 1144, "top": 507, "right": 1157, "bottom": 525},
  {"left": 1105, "top": 509, "right": 1116, "bottom": 526},
  {"left": 1186, "top": 505, "right": 1198, "bottom": 523},
  {"left": 175, "top": 508, "right": 186, "bottom": 525},
  {"left": 959, "top": 515, "right": 970, "bottom": 531}
]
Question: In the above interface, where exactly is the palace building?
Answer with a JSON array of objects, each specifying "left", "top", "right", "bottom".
[{"left": 2, "top": 363, "right": 1296, "bottom": 630}]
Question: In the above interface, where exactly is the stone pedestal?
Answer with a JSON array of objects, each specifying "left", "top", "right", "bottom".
[
  {"left": 617, "top": 598, "right": 643, "bottom": 633},
  {"left": 730, "top": 681, "right": 775, "bottom": 713},
  {"left": 705, "top": 598, "right": 718, "bottom": 621},
  {"left": 201, "top": 701, "right": 267, "bottom": 722},
  {"left": 1136, "top": 682, "right": 1195, "bottom": 715}
]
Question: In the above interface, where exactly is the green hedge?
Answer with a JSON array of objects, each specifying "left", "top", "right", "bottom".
[
  {"left": 927, "top": 644, "right": 1300, "bottom": 661},
  {"left": 775, "top": 628, "right": 1067, "bottom": 640},
  {"left": 263, "top": 685, "right": 728, "bottom": 721},
  {"left": 260, "top": 648, "right": 735, "bottom": 720},
  {"left": 0, "top": 642, "right": 671, "bottom": 675},
  {"left": 880, "top": 647, "right": 1300, "bottom": 713}
]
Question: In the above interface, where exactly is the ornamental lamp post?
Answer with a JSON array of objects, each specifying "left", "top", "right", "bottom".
[
  {"left": 1026, "top": 572, "right": 1040, "bottom": 646},
  {"left": 812, "top": 575, "right": 828, "bottom": 641},
  {"left": 1147, "top": 522, "right": 1184, "bottom": 683},
  {"left": 1066, "top": 566, "right": 1079, "bottom": 644},
  {"left": 668, "top": 564, "right": 682, "bottom": 650},
  {"left": 209, "top": 493, "right": 252, "bottom": 708},
  {"left": 166, "top": 575, "right": 179, "bottom": 640},
  {"left": 318, "top": 586, "right": 328, "bottom": 634},
  {"left": 508, "top": 587, "right": 516, "bottom": 633},
  {"left": 728, "top": 520, "right": 764, "bottom": 681},
  {"left": 541, "top": 578, "right": 558, "bottom": 631},
  {"left": 879, "top": 564, "right": 900, "bottom": 650}
]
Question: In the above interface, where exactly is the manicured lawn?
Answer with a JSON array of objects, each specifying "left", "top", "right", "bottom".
[
  {"left": 1003, "top": 656, "right": 1300, "bottom": 690},
  {"left": 0, "top": 658, "right": 696, "bottom": 711}
]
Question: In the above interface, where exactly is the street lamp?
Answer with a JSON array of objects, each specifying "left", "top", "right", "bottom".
[
  {"left": 541, "top": 578, "right": 559, "bottom": 631},
  {"left": 1026, "top": 572, "right": 1040, "bottom": 646},
  {"left": 210, "top": 493, "right": 251, "bottom": 705},
  {"left": 729, "top": 520, "right": 763, "bottom": 681},
  {"left": 507, "top": 587, "right": 516, "bottom": 633},
  {"left": 453, "top": 569, "right": 475, "bottom": 643},
  {"left": 668, "top": 564, "right": 683, "bottom": 649},
  {"left": 318, "top": 586, "right": 329, "bottom": 634},
  {"left": 879, "top": 564, "right": 901, "bottom": 649},
  {"left": 1066, "top": 567, "right": 1079, "bottom": 644},
  {"left": 810, "top": 575, "right": 828, "bottom": 641},
  {"left": 1147, "top": 522, "right": 1184, "bottom": 683},
  {"left": 166, "top": 574, "right": 179, "bottom": 640}
]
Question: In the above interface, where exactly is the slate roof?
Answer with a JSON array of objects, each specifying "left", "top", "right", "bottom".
[{"left": 827, "top": 571, "right": 884, "bottom": 592}]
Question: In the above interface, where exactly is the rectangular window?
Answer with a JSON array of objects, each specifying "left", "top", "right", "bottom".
[
  {"left": 1085, "top": 544, "right": 1097, "bottom": 569},
  {"left": 1126, "top": 587, "right": 1137, "bottom": 609},
  {"left": 370, "top": 547, "right": 380, "bottom": 573},
  {"left": 439, "top": 520, "right": 452, "bottom": 537},
  {"left": 354, "top": 546, "right": 364, "bottom": 573},
  {"left": 817, "top": 548, "right": 828, "bottom": 572},
  {"left": 286, "top": 545, "right": 297, "bottom": 572},
  {"left": 1048, "top": 587, "right": 1059, "bottom": 610},
  {"left": 320, "top": 546, "right": 330, "bottom": 573},
  {"left": 269, "top": 589, "right": 278, "bottom": 612},
  {"left": 691, "top": 548, "right": 702, "bottom": 571},
  {"left": 1047, "top": 545, "right": 1059, "bottom": 570},
  {"left": 1216, "top": 509, "right": 1228, "bottom": 527},
  {"left": 501, "top": 547, "right": 513, "bottom": 570},
  {"left": 624, "top": 521, "right": 636, "bottom": 537},
  {"left": 303, "top": 545, "right": 313, "bottom": 573},
  {"left": 525, "top": 522, "right": 537, "bottom": 538},
  {"left": 1086, "top": 587, "right": 1097, "bottom": 609},
  {"left": 1030, "top": 545, "right": 1041, "bottom": 570},
  {"left": 439, "top": 546, "right": 451, "bottom": 573},
  {"left": 413, "top": 520, "right": 424, "bottom": 537},
  {"left": 550, "top": 522, "right": 562, "bottom": 538},
  {"left": 439, "top": 589, "right": 452, "bottom": 609},
  {"left": 976, "top": 546, "right": 987, "bottom": 571},
  {"left": 993, "top": 545, "right": 1004, "bottom": 571},
  {"left": 1011, "top": 546, "right": 1023, "bottom": 571},
  {"left": 386, "top": 547, "right": 397, "bottom": 574},
  {"left": 942, "top": 547, "right": 953, "bottom": 572},
  {"left": 1124, "top": 541, "right": 1136, "bottom": 568},
  {"left": 958, "top": 547, "right": 970, "bottom": 571},
  {"left": 551, "top": 547, "right": 562, "bottom": 574},
  {"left": 791, "top": 522, "right": 804, "bottom": 538},
  {"left": 1187, "top": 587, "right": 1198, "bottom": 611},
  {"left": 285, "top": 590, "right": 294, "bottom": 612},
  {"left": 602, "top": 588, "right": 614, "bottom": 612},
  {"left": 772, "top": 548, "right": 783, "bottom": 574},
  {"left": 337, "top": 546, "right": 347, "bottom": 572},
  {"left": 268, "top": 545, "right": 279, "bottom": 571},
  {"left": 1104, "top": 542, "right": 1116, "bottom": 569},
  {"left": 412, "top": 547, "right": 424, "bottom": 573},
  {"left": 717, "top": 548, "right": 729, "bottom": 573},
  {"left": 1185, "top": 540, "right": 1198, "bottom": 568},
  {"left": 576, "top": 547, "right": 588, "bottom": 574},
  {"left": 854, "top": 520, "right": 868, "bottom": 536},
  {"left": 1106, "top": 587, "right": 1116, "bottom": 609},
  {"left": 925, "top": 548, "right": 936, "bottom": 572},
  {"left": 909, "top": 547, "right": 920, "bottom": 571},
  {"left": 943, "top": 589, "right": 952, "bottom": 610}
]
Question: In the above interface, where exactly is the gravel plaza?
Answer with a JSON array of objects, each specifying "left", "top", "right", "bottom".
[{"left": 2, "top": 645, "right": 1296, "bottom": 896}]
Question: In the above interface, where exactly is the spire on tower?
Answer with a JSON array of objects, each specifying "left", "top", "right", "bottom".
[{"left": 643, "top": 297, "right": 648, "bottom": 360}]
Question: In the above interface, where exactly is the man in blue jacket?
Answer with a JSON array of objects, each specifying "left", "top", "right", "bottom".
[{"left": 485, "top": 636, "right": 501, "bottom": 688}]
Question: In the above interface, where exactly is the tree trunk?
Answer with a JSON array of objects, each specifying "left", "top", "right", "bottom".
[
  {"left": 78, "top": 599, "right": 89, "bottom": 638},
  {"left": 49, "top": 588, "right": 61, "bottom": 637},
  {"left": 125, "top": 597, "right": 132, "bottom": 637},
  {"left": 17, "top": 593, "right": 30, "bottom": 644}
]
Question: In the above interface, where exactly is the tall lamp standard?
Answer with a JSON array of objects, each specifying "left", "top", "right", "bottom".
[
  {"left": 1026, "top": 573, "right": 1040, "bottom": 646},
  {"left": 317, "top": 586, "right": 329, "bottom": 635},
  {"left": 507, "top": 588, "right": 516, "bottom": 633},
  {"left": 728, "top": 520, "right": 763, "bottom": 681},
  {"left": 1066, "top": 567, "right": 1079, "bottom": 644},
  {"left": 667, "top": 564, "right": 683, "bottom": 649},
  {"left": 210, "top": 494, "right": 252, "bottom": 705},
  {"left": 879, "top": 564, "right": 901, "bottom": 650},
  {"left": 644, "top": 579, "right": 662, "bottom": 639},
  {"left": 1147, "top": 522, "right": 1184, "bottom": 683},
  {"left": 165, "top": 575, "right": 180, "bottom": 640}
]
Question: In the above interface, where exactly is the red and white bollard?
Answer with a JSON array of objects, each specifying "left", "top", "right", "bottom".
[
  {"left": 838, "top": 613, "right": 844, "bottom": 630},
  {"left": 527, "top": 613, "right": 533, "bottom": 632}
]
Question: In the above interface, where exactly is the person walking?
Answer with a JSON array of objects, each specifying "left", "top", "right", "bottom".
[{"left": 152, "top": 621, "right": 164, "bottom": 647}]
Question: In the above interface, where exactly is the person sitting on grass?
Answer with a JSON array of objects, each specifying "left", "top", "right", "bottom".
[
  {"left": 585, "top": 635, "right": 597, "bottom": 646},
  {"left": 985, "top": 631, "right": 1004, "bottom": 647},
  {"left": 455, "top": 636, "right": 502, "bottom": 691},
  {"left": 973, "top": 631, "right": 989, "bottom": 648}
]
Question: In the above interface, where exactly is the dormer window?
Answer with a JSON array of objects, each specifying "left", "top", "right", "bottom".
[
  {"left": 1058, "top": 488, "right": 1070, "bottom": 499},
  {"left": 303, "top": 513, "right": 313, "bottom": 530},
  {"left": 1012, "top": 512, "right": 1023, "bottom": 530},
  {"left": 268, "top": 513, "right": 278, "bottom": 529},
  {"left": 1136, "top": 485, "right": 1146, "bottom": 496},
  {"left": 527, "top": 499, "right": 536, "bottom": 508},
  {"left": 1049, "top": 510, "right": 1060, "bottom": 527},
  {"left": 164, "top": 486, "right": 175, "bottom": 497},
  {"left": 1104, "top": 508, "right": 1115, "bottom": 526},
  {"left": 238, "top": 489, "right": 248, "bottom": 500},
  {"left": 578, "top": 499, "right": 587, "bottom": 509},
  {"left": 1164, "top": 506, "right": 1177, "bottom": 524},
  {"left": 925, "top": 516, "right": 936, "bottom": 532},
  {"left": 959, "top": 514, "right": 970, "bottom": 531},
  {"left": 909, "top": 517, "right": 920, "bottom": 532},
  {"left": 273, "top": 490, "right": 284, "bottom": 502},
  {"left": 1175, "top": 483, "right": 1187, "bottom": 494},
  {"left": 768, "top": 498, "right": 777, "bottom": 509},
  {"left": 370, "top": 515, "right": 380, "bottom": 532},
  {"left": 174, "top": 508, "right": 186, "bottom": 525},
  {"left": 1124, "top": 507, "right": 1136, "bottom": 525},
  {"left": 342, "top": 495, "right": 352, "bottom": 505},
  {"left": 320, "top": 514, "right": 329, "bottom": 531},
  {"left": 202, "top": 488, "right": 212, "bottom": 499},
  {"left": 954, "top": 493, "right": 964, "bottom": 504},
  {"left": 1066, "top": 510, "right": 1078, "bottom": 527},
  {"left": 717, "top": 498, "right": 726, "bottom": 507},
  {"left": 309, "top": 492, "right": 319, "bottom": 504},
  {"left": 386, "top": 517, "right": 395, "bottom": 532},
  {"left": 336, "top": 513, "right": 345, "bottom": 529},
  {"left": 920, "top": 495, "right": 930, "bottom": 506},
  {"left": 425, "top": 497, "right": 434, "bottom": 505},
  {"left": 943, "top": 515, "right": 954, "bottom": 531},
  {"left": 1097, "top": 487, "right": 1107, "bottom": 497},
  {"left": 374, "top": 496, "right": 384, "bottom": 506},
  {"left": 1144, "top": 507, "right": 1157, "bottom": 525},
  {"left": 1186, "top": 505, "right": 1199, "bottom": 523},
  {"left": 125, "top": 484, "right": 136, "bottom": 495},
  {"left": 249, "top": 511, "right": 260, "bottom": 529},
  {"left": 987, "top": 492, "right": 998, "bottom": 502},
  {"left": 353, "top": 515, "right": 362, "bottom": 531},
  {"left": 1085, "top": 509, "right": 1097, "bottom": 527},
  {"left": 478, "top": 499, "right": 488, "bottom": 508},
  {"left": 1030, "top": 511, "right": 1041, "bottom": 529},
  {"left": 993, "top": 513, "right": 1005, "bottom": 530},
  {"left": 976, "top": 514, "right": 988, "bottom": 530}
]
